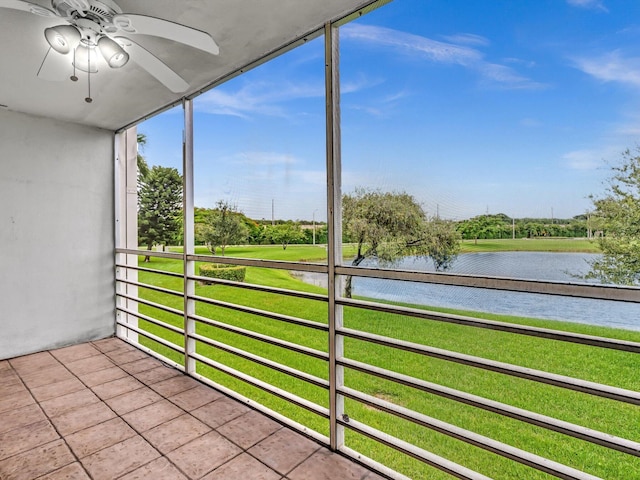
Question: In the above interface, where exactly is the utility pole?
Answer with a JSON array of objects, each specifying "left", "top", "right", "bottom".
[
  {"left": 271, "top": 199, "right": 274, "bottom": 226},
  {"left": 512, "top": 217, "right": 515, "bottom": 239},
  {"left": 312, "top": 210, "right": 317, "bottom": 245}
]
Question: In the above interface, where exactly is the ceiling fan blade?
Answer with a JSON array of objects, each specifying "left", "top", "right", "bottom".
[
  {"left": 37, "top": 48, "right": 71, "bottom": 81},
  {"left": 0, "top": 0, "right": 57, "bottom": 17},
  {"left": 116, "top": 37, "right": 189, "bottom": 93},
  {"left": 113, "top": 14, "right": 219, "bottom": 55}
]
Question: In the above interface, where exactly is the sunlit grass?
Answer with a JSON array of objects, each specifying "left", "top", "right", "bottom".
[{"left": 128, "top": 244, "right": 639, "bottom": 480}]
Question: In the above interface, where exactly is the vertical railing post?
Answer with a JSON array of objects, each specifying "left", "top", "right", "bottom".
[
  {"left": 325, "top": 22, "right": 344, "bottom": 451},
  {"left": 115, "top": 127, "right": 139, "bottom": 342},
  {"left": 183, "top": 99, "right": 196, "bottom": 374}
]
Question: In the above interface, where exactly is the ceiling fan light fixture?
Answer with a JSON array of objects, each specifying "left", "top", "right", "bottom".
[
  {"left": 73, "top": 44, "right": 98, "bottom": 73},
  {"left": 97, "top": 36, "right": 129, "bottom": 68},
  {"left": 44, "top": 25, "right": 81, "bottom": 54}
]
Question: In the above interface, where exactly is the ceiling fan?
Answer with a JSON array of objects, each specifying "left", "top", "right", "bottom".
[{"left": 0, "top": 0, "right": 219, "bottom": 101}]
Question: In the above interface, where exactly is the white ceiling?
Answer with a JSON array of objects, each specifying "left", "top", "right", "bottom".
[{"left": 0, "top": 0, "right": 376, "bottom": 130}]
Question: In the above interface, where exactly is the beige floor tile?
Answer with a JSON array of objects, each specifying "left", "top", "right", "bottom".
[
  {"left": 0, "top": 403, "right": 47, "bottom": 435},
  {"left": 91, "top": 375, "right": 145, "bottom": 400},
  {"left": 166, "top": 431, "right": 242, "bottom": 479},
  {"left": 35, "top": 462, "right": 91, "bottom": 479},
  {"left": 169, "top": 384, "right": 223, "bottom": 411},
  {"left": 119, "top": 357, "right": 163, "bottom": 375},
  {"left": 191, "top": 397, "right": 250, "bottom": 429},
  {"left": 106, "top": 387, "right": 162, "bottom": 415},
  {"left": 248, "top": 428, "right": 320, "bottom": 475},
  {"left": 77, "top": 365, "right": 128, "bottom": 387},
  {"left": 30, "top": 377, "right": 87, "bottom": 402},
  {"left": 20, "top": 365, "right": 74, "bottom": 389},
  {"left": 91, "top": 337, "right": 123, "bottom": 353},
  {"left": 40, "top": 389, "right": 100, "bottom": 418},
  {"left": 49, "top": 401, "right": 117, "bottom": 436},
  {"left": 0, "top": 388, "right": 34, "bottom": 414},
  {"left": 133, "top": 366, "right": 182, "bottom": 385},
  {"left": 142, "top": 413, "right": 211, "bottom": 454},
  {"left": 150, "top": 374, "right": 200, "bottom": 397},
  {"left": 287, "top": 448, "right": 376, "bottom": 480},
  {"left": 81, "top": 435, "right": 160, "bottom": 480},
  {"left": 202, "top": 453, "right": 281, "bottom": 480},
  {"left": 0, "top": 419, "right": 59, "bottom": 461},
  {"left": 217, "top": 410, "right": 282, "bottom": 449},
  {"left": 106, "top": 348, "right": 151, "bottom": 364},
  {"left": 65, "top": 417, "right": 137, "bottom": 458},
  {"left": 0, "top": 439, "right": 74, "bottom": 480},
  {"left": 65, "top": 355, "right": 115, "bottom": 376},
  {"left": 122, "top": 399, "right": 184, "bottom": 432},
  {"left": 118, "top": 457, "right": 188, "bottom": 480},
  {"left": 50, "top": 344, "right": 101, "bottom": 364},
  {"left": 9, "top": 352, "right": 59, "bottom": 374}
]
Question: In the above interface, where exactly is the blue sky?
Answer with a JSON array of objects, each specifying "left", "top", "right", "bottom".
[{"left": 139, "top": 0, "right": 640, "bottom": 221}]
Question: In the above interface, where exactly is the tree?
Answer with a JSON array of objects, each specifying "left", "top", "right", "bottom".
[
  {"left": 586, "top": 148, "right": 640, "bottom": 285},
  {"left": 202, "top": 201, "right": 249, "bottom": 255},
  {"left": 342, "top": 188, "right": 461, "bottom": 297},
  {"left": 136, "top": 133, "right": 149, "bottom": 180},
  {"left": 138, "top": 165, "right": 183, "bottom": 261},
  {"left": 266, "top": 222, "right": 305, "bottom": 250}
]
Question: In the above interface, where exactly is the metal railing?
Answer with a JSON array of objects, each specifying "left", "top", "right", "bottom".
[{"left": 115, "top": 246, "right": 640, "bottom": 480}]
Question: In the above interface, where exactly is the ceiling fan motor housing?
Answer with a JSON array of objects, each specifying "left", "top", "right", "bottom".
[{"left": 51, "top": 0, "right": 121, "bottom": 32}]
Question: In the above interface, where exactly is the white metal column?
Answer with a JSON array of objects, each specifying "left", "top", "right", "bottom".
[
  {"left": 115, "top": 127, "right": 139, "bottom": 342},
  {"left": 183, "top": 99, "right": 196, "bottom": 374},
  {"left": 326, "top": 22, "right": 344, "bottom": 451}
]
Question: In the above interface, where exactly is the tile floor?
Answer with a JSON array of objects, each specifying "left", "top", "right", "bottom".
[{"left": 0, "top": 337, "right": 386, "bottom": 480}]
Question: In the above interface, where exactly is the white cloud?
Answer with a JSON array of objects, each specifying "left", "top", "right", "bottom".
[
  {"left": 231, "top": 152, "right": 298, "bottom": 166},
  {"left": 573, "top": 51, "right": 640, "bottom": 88},
  {"left": 566, "top": 0, "right": 608, "bottom": 12},
  {"left": 341, "top": 24, "right": 545, "bottom": 90},
  {"left": 442, "top": 33, "right": 490, "bottom": 47},
  {"left": 563, "top": 146, "right": 620, "bottom": 170}
]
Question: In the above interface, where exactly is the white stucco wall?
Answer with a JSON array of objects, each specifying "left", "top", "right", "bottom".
[{"left": 0, "top": 109, "right": 115, "bottom": 359}]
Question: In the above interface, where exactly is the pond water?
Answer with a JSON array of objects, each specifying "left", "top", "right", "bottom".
[{"left": 297, "top": 252, "right": 640, "bottom": 331}]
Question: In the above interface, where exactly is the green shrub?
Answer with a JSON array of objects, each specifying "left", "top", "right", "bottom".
[{"left": 199, "top": 263, "right": 246, "bottom": 283}]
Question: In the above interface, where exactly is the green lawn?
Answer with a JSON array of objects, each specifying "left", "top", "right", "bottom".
[
  {"left": 461, "top": 237, "right": 601, "bottom": 253},
  {"left": 129, "top": 242, "right": 639, "bottom": 479}
]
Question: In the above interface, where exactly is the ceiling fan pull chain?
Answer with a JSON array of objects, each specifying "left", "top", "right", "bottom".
[
  {"left": 71, "top": 48, "right": 78, "bottom": 82},
  {"left": 85, "top": 47, "right": 92, "bottom": 103}
]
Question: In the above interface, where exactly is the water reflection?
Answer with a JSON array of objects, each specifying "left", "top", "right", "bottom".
[{"left": 353, "top": 252, "right": 640, "bottom": 331}]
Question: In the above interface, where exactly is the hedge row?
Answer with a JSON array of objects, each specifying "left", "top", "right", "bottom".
[{"left": 199, "top": 263, "right": 246, "bottom": 283}]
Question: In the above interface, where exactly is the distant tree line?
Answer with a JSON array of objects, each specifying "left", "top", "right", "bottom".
[{"left": 456, "top": 213, "right": 594, "bottom": 241}]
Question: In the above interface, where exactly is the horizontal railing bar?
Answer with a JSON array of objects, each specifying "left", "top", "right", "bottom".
[
  {"left": 188, "top": 253, "right": 329, "bottom": 273},
  {"left": 191, "top": 294, "right": 328, "bottom": 332},
  {"left": 338, "top": 367, "right": 640, "bottom": 457},
  {"left": 189, "top": 351, "right": 329, "bottom": 418},
  {"left": 116, "top": 247, "right": 182, "bottom": 260},
  {"left": 338, "top": 396, "right": 602, "bottom": 480},
  {"left": 190, "top": 273, "right": 328, "bottom": 302},
  {"left": 116, "top": 335, "right": 185, "bottom": 372},
  {"left": 116, "top": 263, "right": 184, "bottom": 279},
  {"left": 116, "top": 278, "right": 183, "bottom": 298},
  {"left": 339, "top": 297, "right": 640, "bottom": 354},
  {"left": 117, "top": 293, "right": 184, "bottom": 319},
  {"left": 117, "top": 306, "right": 184, "bottom": 336},
  {"left": 338, "top": 418, "right": 493, "bottom": 480},
  {"left": 191, "top": 371, "right": 330, "bottom": 446},
  {"left": 191, "top": 313, "right": 329, "bottom": 361},
  {"left": 335, "top": 265, "right": 640, "bottom": 303},
  {"left": 189, "top": 331, "right": 330, "bottom": 390},
  {"left": 115, "top": 318, "right": 185, "bottom": 354},
  {"left": 338, "top": 328, "right": 640, "bottom": 405}
]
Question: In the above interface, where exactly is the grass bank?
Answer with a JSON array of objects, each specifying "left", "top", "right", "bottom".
[
  {"left": 461, "top": 237, "right": 601, "bottom": 253},
  {"left": 130, "top": 243, "right": 638, "bottom": 479}
]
